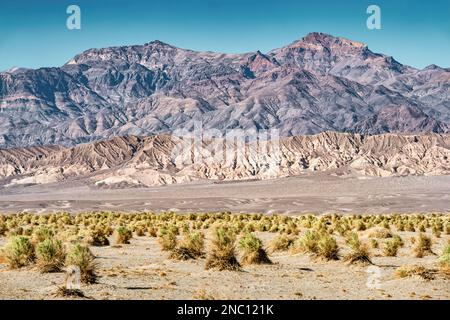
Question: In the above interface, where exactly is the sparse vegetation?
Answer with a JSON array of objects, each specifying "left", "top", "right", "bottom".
[
  {"left": 344, "top": 232, "right": 372, "bottom": 265},
  {"left": 395, "top": 265, "right": 435, "bottom": 280},
  {"left": 65, "top": 244, "right": 97, "bottom": 284},
  {"left": 291, "top": 230, "right": 319, "bottom": 255},
  {"left": 157, "top": 227, "right": 178, "bottom": 251},
  {"left": 85, "top": 229, "right": 110, "bottom": 246},
  {"left": 3, "top": 236, "right": 35, "bottom": 269},
  {"left": 170, "top": 231, "right": 205, "bottom": 260},
  {"left": 316, "top": 233, "right": 339, "bottom": 261},
  {"left": 238, "top": 233, "right": 272, "bottom": 265},
  {"left": 205, "top": 225, "right": 241, "bottom": 271},
  {"left": 383, "top": 238, "right": 400, "bottom": 257},
  {"left": 268, "top": 234, "right": 296, "bottom": 253},
  {"left": 112, "top": 226, "right": 132, "bottom": 245},
  {"left": 36, "top": 238, "right": 66, "bottom": 272},
  {"left": 0, "top": 211, "right": 448, "bottom": 298},
  {"left": 413, "top": 233, "right": 433, "bottom": 258}
]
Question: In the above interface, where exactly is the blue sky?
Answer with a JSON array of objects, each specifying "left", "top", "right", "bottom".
[{"left": 0, "top": 0, "right": 449, "bottom": 71}]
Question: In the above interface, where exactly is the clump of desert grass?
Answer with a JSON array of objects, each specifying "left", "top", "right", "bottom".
[
  {"left": 291, "top": 230, "right": 339, "bottom": 260},
  {"left": 238, "top": 233, "right": 272, "bottom": 265},
  {"left": 170, "top": 231, "right": 205, "bottom": 260},
  {"left": 65, "top": 244, "right": 97, "bottom": 284},
  {"left": 112, "top": 226, "right": 132, "bottom": 245},
  {"left": 0, "top": 220, "right": 7, "bottom": 236},
  {"left": 382, "top": 238, "right": 400, "bottom": 257},
  {"left": 268, "top": 234, "right": 296, "bottom": 253},
  {"left": 291, "top": 230, "right": 319, "bottom": 255},
  {"left": 84, "top": 228, "right": 110, "bottom": 246},
  {"left": 370, "top": 238, "right": 379, "bottom": 249},
  {"left": 439, "top": 243, "right": 450, "bottom": 278},
  {"left": 381, "top": 233, "right": 404, "bottom": 257},
  {"left": 205, "top": 225, "right": 241, "bottom": 271},
  {"left": 31, "top": 226, "right": 55, "bottom": 244},
  {"left": 3, "top": 236, "right": 35, "bottom": 269},
  {"left": 354, "top": 220, "right": 367, "bottom": 231},
  {"left": 316, "top": 233, "right": 339, "bottom": 261},
  {"left": 36, "top": 237, "right": 66, "bottom": 272},
  {"left": 344, "top": 232, "right": 372, "bottom": 265},
  {"left": 157, "top": 227, "right": 178, "bottom": 251},
  {"left": 395, "top": 265, "right": 435, "bottom": 280},
  {"left": 412, "top": 233, "right": 433, "bottom": 258},
  {"left": 367, "top": 227, "right": 392, "bottom": 239},
  {"left": 445, "top": 222, "right": 450, "bottom": 235}
]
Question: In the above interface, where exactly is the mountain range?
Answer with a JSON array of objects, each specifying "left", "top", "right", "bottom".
[
  {"left": 1, "top": 32, "right": 449, "bottom": 149},
  {"left": 1, "top": 132, "right": 449, "bottom": 188}
]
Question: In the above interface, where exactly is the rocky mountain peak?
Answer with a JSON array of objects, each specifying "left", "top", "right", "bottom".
[{"left": 0, "top": 32, "right": 449, "bottom": 149}]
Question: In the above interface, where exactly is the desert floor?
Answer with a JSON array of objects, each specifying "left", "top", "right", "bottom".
[
  {"left": 0, "top": 230, "right": 448, "bottom": 300},
  {"left": 0, "top": 175, "right": 449, "bottom": 214}
]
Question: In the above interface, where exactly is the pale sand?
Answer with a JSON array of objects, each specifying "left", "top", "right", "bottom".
[
  {"left": 0, "top": 230, "right": 448, "bottom": 300},
  {"left": 0, "top": 175, "right": 449, "bottom": 214}
]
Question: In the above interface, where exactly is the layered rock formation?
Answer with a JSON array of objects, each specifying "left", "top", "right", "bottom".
[{"left": 1, "top": 132, "right": 448, "bottom": 188}]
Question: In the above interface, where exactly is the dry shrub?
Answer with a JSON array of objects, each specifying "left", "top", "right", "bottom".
[
  {"left": 405, "top": 222, "right": 415, "bottom": 232},
  {"left": 395, "top": 265, "right": 435, "bottom": 280},
  {"left": 316, "top": 233, "right": 339, "bottom": 261},
  {"left": 291, "top": 230, "right": 319, "bottom": 255},
  {"left": 367, "top": 227, "right": 392, "bottom": 239},
  {"left": 147, "top": 226, "right": 157, "bottom": 237},
  {"left": 354, "top": 220, "right": 366, "bottom": 231},
  {"left": 439, "top": 243, "right": 450, "bottom": 278},
  {"left": 383, "top": 238, "right": 400, "bottom": 257},
  {"left": 36, "top": 238, "right": 66, "bottom": 272},
  {"left": 344, "top": 232, "right": 372, "bottom": 265},
  {"left": 170, "top": 232, "right": 205, "bottom": 260},
  {"left": 268, "top": 234, "right": 296, "bottom": 253},
  {"left": 370, "top": 239, "right": 379, "bottom": 249},
  {"left": 65, "top": 244, "right": 97, "bottom": 284},
  {"left": 445, "top": 223, "right": 450, "bottom": 235},
  {"left": 238, "top": 233, "right": 272, "bottom": 265},
  {"left": 3, "top": 236, "right": 35, "bottom": 269},
  {"left": 31, "top": 226, "right": 55, "bottom": 244},
  {"left": 205, "top": 225, "right": 241, "bottom": 271},
  {"left": 418, "top": 224, "right": 426, "bottom": 233},
  {"left": 431, "top": 225, "right": 441, "bottom": 238},
  {"left": 0, "top": 221, "right": 7, "bottom": 236},
  {"left": 392, "top": 234, "right": 404, "bottom": 247},
  {"left": 413, "top": 233, "right": 433, "bottom": 258},
  {"left": 157, "top": 227, "right": 177, "bottom": 251},
  {"left": 112, "top": 226, "right": 132, "bottom": 245},
  {"left": 84, "top": 229, "right": 110, "bottom": 246}
]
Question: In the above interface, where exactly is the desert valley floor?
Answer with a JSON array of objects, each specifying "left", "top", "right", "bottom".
[
  {"left": 0, "top": 174, "right": 450, "bottom": 214},
  {"left": 0, "top": 174, "right": 449, "bottom": 300},
  {"left": 1, "top": 231, "right": 449, "bottom": 300}
]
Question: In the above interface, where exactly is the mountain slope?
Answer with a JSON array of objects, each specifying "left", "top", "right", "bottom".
[
  {"left": 1, "top": 32, "right": 449, "bottom": 148},
  {"left": 1, "top": 132, "right": 449, "bottom": 188}
]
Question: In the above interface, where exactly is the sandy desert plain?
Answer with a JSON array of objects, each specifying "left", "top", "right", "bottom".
[{"left": 0, "top": 174, "right": 449, "bottom": 300}]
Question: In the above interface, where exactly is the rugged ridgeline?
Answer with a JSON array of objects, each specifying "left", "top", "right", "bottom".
[
  {"left": 1, "top": 32, "right": 450, "bottom": 148},
  {"left": 0, "top": 132, "right": 449, "bottom": 188}
]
